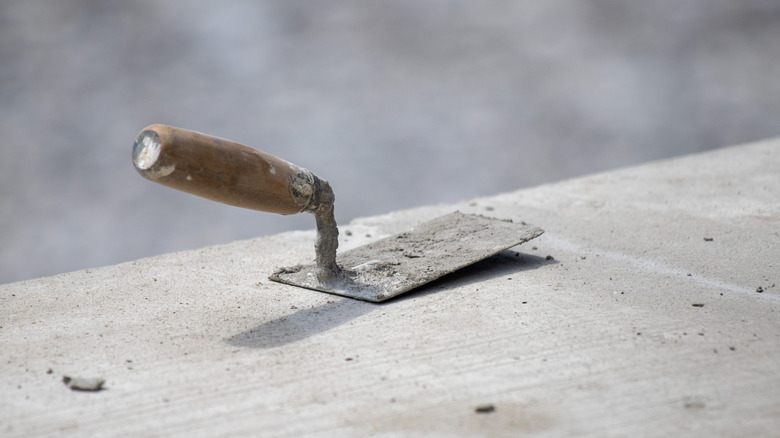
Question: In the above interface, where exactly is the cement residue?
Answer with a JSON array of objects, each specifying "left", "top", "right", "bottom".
[
  {"left": 287, "top": 166, "right": 316, "bottom": 209},
  {"left": 313, "top": 205, "right": 340, "bottom": 280},
  {"left": 305, "top": 176, "right": 341, "bottom": 281}
]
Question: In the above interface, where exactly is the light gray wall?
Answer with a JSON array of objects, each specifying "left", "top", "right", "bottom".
[{"left": 2, "top": 0, "right": 779, "bottom": 284}]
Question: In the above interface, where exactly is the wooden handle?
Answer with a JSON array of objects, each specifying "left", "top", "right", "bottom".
[{"left": 132, "top": 124, "right": 322, "bottom": 215}]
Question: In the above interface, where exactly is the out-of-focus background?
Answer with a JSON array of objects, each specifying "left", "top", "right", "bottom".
[{"left": 2, "top": 1, "right": 779, "bottom": 284}]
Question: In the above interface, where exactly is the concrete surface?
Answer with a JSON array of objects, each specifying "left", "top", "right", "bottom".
[
  {"left": 2, "top": 139, "right": 779, "bottom": 437},
  {"left": 4, "top": 1, "right": 780, "bottom": 284}
]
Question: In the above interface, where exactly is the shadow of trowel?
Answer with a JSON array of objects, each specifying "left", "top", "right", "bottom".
[
  {"left": 391, "top": 250, "right": 557, "bottom": 302},
  {"left": 225, "top": 250, "right": 554, "bottom": 349},
  {"left": 225, "top": 298, "right": 374, "bottom": 349}
]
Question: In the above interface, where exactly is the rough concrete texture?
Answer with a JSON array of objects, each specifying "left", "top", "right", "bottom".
[
  {"left": 4, "top": 1, "right": 780, "bottom": 284},
  {"left": 2, "top": 139, "right": 779, "bottom": 437}
]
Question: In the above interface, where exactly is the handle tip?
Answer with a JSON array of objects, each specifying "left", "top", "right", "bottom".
[{"left": 132, "top": 128, "right": 162, "bottom": 170}]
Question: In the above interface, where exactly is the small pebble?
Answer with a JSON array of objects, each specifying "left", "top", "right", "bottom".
[
  {"left": 63, "top": 376, "right": 105, "bottom": 392},
  {"left": 475, "top": 404, "right": 496, "bottom": 414}
]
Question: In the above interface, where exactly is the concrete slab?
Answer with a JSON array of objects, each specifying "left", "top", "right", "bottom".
[{"left": 2, "top": 138, "right": 778, "bottom": 437}]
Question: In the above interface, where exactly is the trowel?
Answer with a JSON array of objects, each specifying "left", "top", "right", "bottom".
[{"left": 132, "top": 125, "right": 543, "bottom": 302}]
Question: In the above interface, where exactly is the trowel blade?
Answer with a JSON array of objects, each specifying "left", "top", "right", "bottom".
[{"left": 269, "top": 211, "right": 544, "bottom": 302}]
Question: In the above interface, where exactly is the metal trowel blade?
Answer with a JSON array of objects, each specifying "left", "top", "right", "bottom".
[{"left": 269, "top": 211, "right": 544, "bottom": 302}]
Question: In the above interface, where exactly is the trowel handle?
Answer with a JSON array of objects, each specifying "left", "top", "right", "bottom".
[{"left": 132, "top": 124, "right": 325, "bottom": 215}]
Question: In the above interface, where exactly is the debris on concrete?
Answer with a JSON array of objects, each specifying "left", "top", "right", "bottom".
[
  {"left": 474, "top": 404, "right": 496, "bottom": 414},
  {"left": 62, "top": 376, "right": 105, "bottom": 392}
]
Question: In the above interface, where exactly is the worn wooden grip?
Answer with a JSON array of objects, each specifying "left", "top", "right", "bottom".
[{"left": 132, "top": 124, "right": 318, "bottom": 215}]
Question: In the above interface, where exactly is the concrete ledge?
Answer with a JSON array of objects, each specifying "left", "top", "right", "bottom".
[{"left": 2, "top": 139, "right": 779, "bottom": 437}]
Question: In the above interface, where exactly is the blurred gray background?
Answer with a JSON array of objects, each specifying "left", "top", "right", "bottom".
[{"left": 2, "top": 1, "right": 779, "bottom": 284}]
